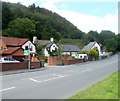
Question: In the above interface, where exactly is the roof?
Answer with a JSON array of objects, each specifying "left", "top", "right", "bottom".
[
  {"left": 82, "top": 42, "right": 97, "bottom": 51},
  {"left": 37, "top": 40, "right": 51, "bottom": 46},
  {"left": 1, "top": 36, "right": 29, "bottom": 46},
  {"left": 46, "top": 42, "right": 54, "bottom": 48},
  {"left": 2, "top": 47, "right": 23, "bottom": 54},
  {"left": 60, "top": 45, "right": 80, "bottom": 52},
  {"left": 99, "top": 43, "right": 103, "bottom": 47},
  {"left": 37, "top": 40, "right": 55, "bottom": 48},
  {"left": 0, "top": 39, "right": 7, "bottom": 53}
]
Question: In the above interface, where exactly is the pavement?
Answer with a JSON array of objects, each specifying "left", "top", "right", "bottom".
[{"left": 1, "top": 54, "right": 119, "bottom": 99}]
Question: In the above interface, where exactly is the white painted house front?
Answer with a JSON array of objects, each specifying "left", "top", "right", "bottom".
[
  {"left": 37, "top": 38, "right": 58, "bottom": 56},
  {"left": 44, "top": 43, "right": 58, "bottom": 56},
  {"left": 82, "top": 41, "right": 103, "bottom": 56},
  {"left": 22, "top": 40, "right": 36, "bottom": 53}
]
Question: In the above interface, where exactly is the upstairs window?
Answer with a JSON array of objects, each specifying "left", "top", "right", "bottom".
[{"left": 25, "top": 46, "right": 28, "bottom": 50}]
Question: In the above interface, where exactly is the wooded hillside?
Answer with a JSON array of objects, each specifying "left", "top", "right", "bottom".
[{"left": 2, "top": 1, "right": 120, "bottom": 52}]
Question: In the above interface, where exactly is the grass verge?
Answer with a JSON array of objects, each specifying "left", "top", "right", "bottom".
[{"left": 69, "top": 71, "right": 118, "bottom": 99}]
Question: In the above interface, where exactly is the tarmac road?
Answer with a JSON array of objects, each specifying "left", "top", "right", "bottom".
[{"left": 1, "top": 54, "right": 118, "bottom": 99}]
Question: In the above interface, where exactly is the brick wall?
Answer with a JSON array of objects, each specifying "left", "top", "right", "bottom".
[
  {"left": 1, "top": 62, "right": 40, "bottom": 71},
  {"left": 48, "top": 56, "right": 84, "bottom": 66}
]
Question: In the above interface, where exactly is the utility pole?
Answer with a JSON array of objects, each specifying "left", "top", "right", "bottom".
[{"left": 28, "top": 43, "right": 31, "bottom": 69}]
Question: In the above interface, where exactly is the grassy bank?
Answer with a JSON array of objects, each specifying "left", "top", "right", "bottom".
[{"left": 69, "top": 71, "right": 118, "bottom": 99}]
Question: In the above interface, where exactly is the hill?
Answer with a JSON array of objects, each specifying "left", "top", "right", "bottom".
[
  {"left": 1, "top": 1, "right": 119, "bottom": 53},
  {"left": 2, "top": 2, "right": 84, "bottom": 41}
]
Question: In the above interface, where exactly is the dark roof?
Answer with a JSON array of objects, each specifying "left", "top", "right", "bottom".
[
  {"left": 37, "top": 40, "right": 55, "bottom": 48},
  {"left": 2, "top": 47, "right": 22, "bottom": 54},
  {"left": 60, "top": 45, "right": 80, "bottom": 52},
  {"left": 46, "top": 42, "right": 54, "bottom": 48},
  {"left": 37, "top": 40, "right": 51, "bottom": 46},
  {"left": 1, "top": 36, "right": 29, "bottom": 46},
  {"left": 82, "top": 42, "right": 97, "bottom": 51}
]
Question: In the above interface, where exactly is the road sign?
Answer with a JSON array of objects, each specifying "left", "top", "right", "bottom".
[{"left": 24, "top": 50, "right": 29, "bottom": 55}]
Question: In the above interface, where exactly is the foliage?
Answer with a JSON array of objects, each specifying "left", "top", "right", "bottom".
[
  {"left": 2, "top": 2, "right": 84, "bottom": 40},
  {"left": 1, "top": 1, "right": 118, "bottom": 54},
  {"left": 117, "top": 34, "right": 120, "bottom": 51},
  {"left": 106, "top": 38, "right": 118, "bottom": 53},
  {"left": 88, "top": 48, "right": 99, "bottom": 59},
  {"left": 47, "top": 47, "right": 58, "bottom": 56},
  {"left": 35, "top": 41, "right": 47, "bottom": 57},
  {"left": 78, "top": 51, "right": 89, "bottom": 55},
  {"left": 69, "top": 71, "right": 118, "bottom": 99},
  {"left": 6, "top": 18, "right": 36, "bottom": 40},
  {"left": 2, "top": 2, "right": 13, "bottom": 30}
]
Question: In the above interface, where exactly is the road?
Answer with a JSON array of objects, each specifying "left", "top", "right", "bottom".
[{"left": 1, "top": 54, "right": 118, "bottom": 99}]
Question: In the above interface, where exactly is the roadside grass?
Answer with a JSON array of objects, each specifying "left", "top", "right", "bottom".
[{"left": 69, "top": 70, "right": 119, "bottom": 99}]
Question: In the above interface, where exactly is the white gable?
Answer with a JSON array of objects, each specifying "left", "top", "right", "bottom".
[
  {"left": 91, "top": 42, "right": 101, "bottom": 55},
  {"left": 22, "top": 41, "right": 36, "bottom": 53}
]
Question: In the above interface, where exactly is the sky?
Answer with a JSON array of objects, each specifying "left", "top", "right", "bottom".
[{"left": 2, "top": 0, "right": 119, "bottom": 34}]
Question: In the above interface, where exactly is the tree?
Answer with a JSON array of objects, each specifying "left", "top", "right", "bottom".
[
  {"left": 6, "top": 18, "right": 36, "bottom": 40},
  {"left": 88, "top": 48, "right": 99, "bottom": 61},
  {"left": 2, "top": 2, "right": 13, "bottom": 30},
  {"left": 106, "top": 38, "right": 118, "bottom": 53},
  {"left": 117, "top": 34, "right": 120, "bottom": 51},
  {"left": 87, "top": 30, "right": 99, "bottom": 42},
  {"left": 99, "top": 30, "right": 117, "bottom": 45}
]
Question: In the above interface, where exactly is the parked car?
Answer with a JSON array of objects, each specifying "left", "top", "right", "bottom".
[
  {"left": 18, "top": 58, "right": 29, "bottom": 62},
  {"left": 0, "top": 57, "right": 20, "bottom": 63}
]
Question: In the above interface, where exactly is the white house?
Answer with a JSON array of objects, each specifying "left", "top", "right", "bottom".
[
  {"left": 1, "top": 36, "right": 37, "bottom": 61},
  {"left": 37, "top": 38, "right": 58, "bottom": 56},
  {"left": 22, "top": 40, "right": 36, "bottom": 53},
  {"left": 82, "top": 41, "right": 103, "bottom": 56},
  {"left": 60, "top": 45, "right": 80, "bottom": 56}
]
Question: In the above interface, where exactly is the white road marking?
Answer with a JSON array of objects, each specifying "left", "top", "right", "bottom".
[
  {"left": 28, "top": 74, "right": 68, "bottom": 83},
  {"left": 0, "top": 87, "right": 16, "bottom": 91},
  {"left": 81, "top": 69, "right": 92, "bottom": 72}
]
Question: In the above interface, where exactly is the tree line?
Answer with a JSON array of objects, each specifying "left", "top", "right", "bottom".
[{"left": 2, "top": 1, "right": 120, "bottom": 53}]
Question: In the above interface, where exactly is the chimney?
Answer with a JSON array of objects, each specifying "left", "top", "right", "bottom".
[
  {"left": 33, "top": 36, "right": 37, "bottom": 43},
  {"left": 50, "top": 38, "right": 54, "bottom": 42}
]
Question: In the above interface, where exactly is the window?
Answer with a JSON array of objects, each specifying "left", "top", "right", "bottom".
[
  {"left": 25, "top": 46, "right": 28, "bottom": 50},
  {"left": 30, "top": 46, "right": 32, "bottom": 51}
]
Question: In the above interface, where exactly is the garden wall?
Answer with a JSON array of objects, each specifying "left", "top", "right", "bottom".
[
  {"left": 48, "top": 56, "right": 84, "bottom": 66},
  {"left": 1, "top": 62, "right": 40, "bottom": 71}
]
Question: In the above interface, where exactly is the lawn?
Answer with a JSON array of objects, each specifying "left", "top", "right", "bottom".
[{"left": 69, "top": 71, "right": 119, "bottom": 99}]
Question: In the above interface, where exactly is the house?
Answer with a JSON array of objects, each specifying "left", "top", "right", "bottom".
[
  {"left": 0, "top": 39, "right": 7, "bottom": 53},
  {"left": 0, "top": 36, "right": 37, "bottom": 61},
  {"left": 81, "top": 41, "right": 103, "bottom": 56},
  {"left": 60, "top": 45, "right": 80, "bottom": 56},
  {"left": 36, "top": 38, "right": 58, "bottom": 56}
]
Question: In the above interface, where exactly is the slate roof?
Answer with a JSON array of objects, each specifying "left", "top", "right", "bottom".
[
  {"left": 37, "top": 40, "right": 55, "bottom": 48},
  {"left": 60, "top": 45, "right": 80, "bottom": 52},
  {"left": 82, "top": 42, "right": 96, "bottom": 51},
  {"left": 37, "top": 40, "right": 51, "bottom": 46},
  {"left": 1, "top": 36, "right": 29, "bottom": 46},
  {"left": 46, "top": 42, "right": 54, "bottom": 48}
]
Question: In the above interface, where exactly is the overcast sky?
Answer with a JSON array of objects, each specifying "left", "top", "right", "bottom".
[{"left": 2, "top": 0, "right": 118, "bottom": 34}]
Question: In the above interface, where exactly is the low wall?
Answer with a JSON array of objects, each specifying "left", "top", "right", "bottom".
[
  {"left": 48, "top": 56, "right": 84, "bottom": 66},
  {"left": 1, "top": 62, "right": 40, "bottom": 71}
]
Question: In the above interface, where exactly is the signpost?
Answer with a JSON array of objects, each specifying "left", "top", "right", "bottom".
[
  {"left": 23, "top": 43, "right": 31, "bottom": 69},
  {"left": 24, "top": 50, "right": 29, "bottom": 55}
]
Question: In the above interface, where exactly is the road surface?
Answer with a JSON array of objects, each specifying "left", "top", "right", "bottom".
[{"left": 1, "top": 54, "right": 118, "bottom": 99}]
